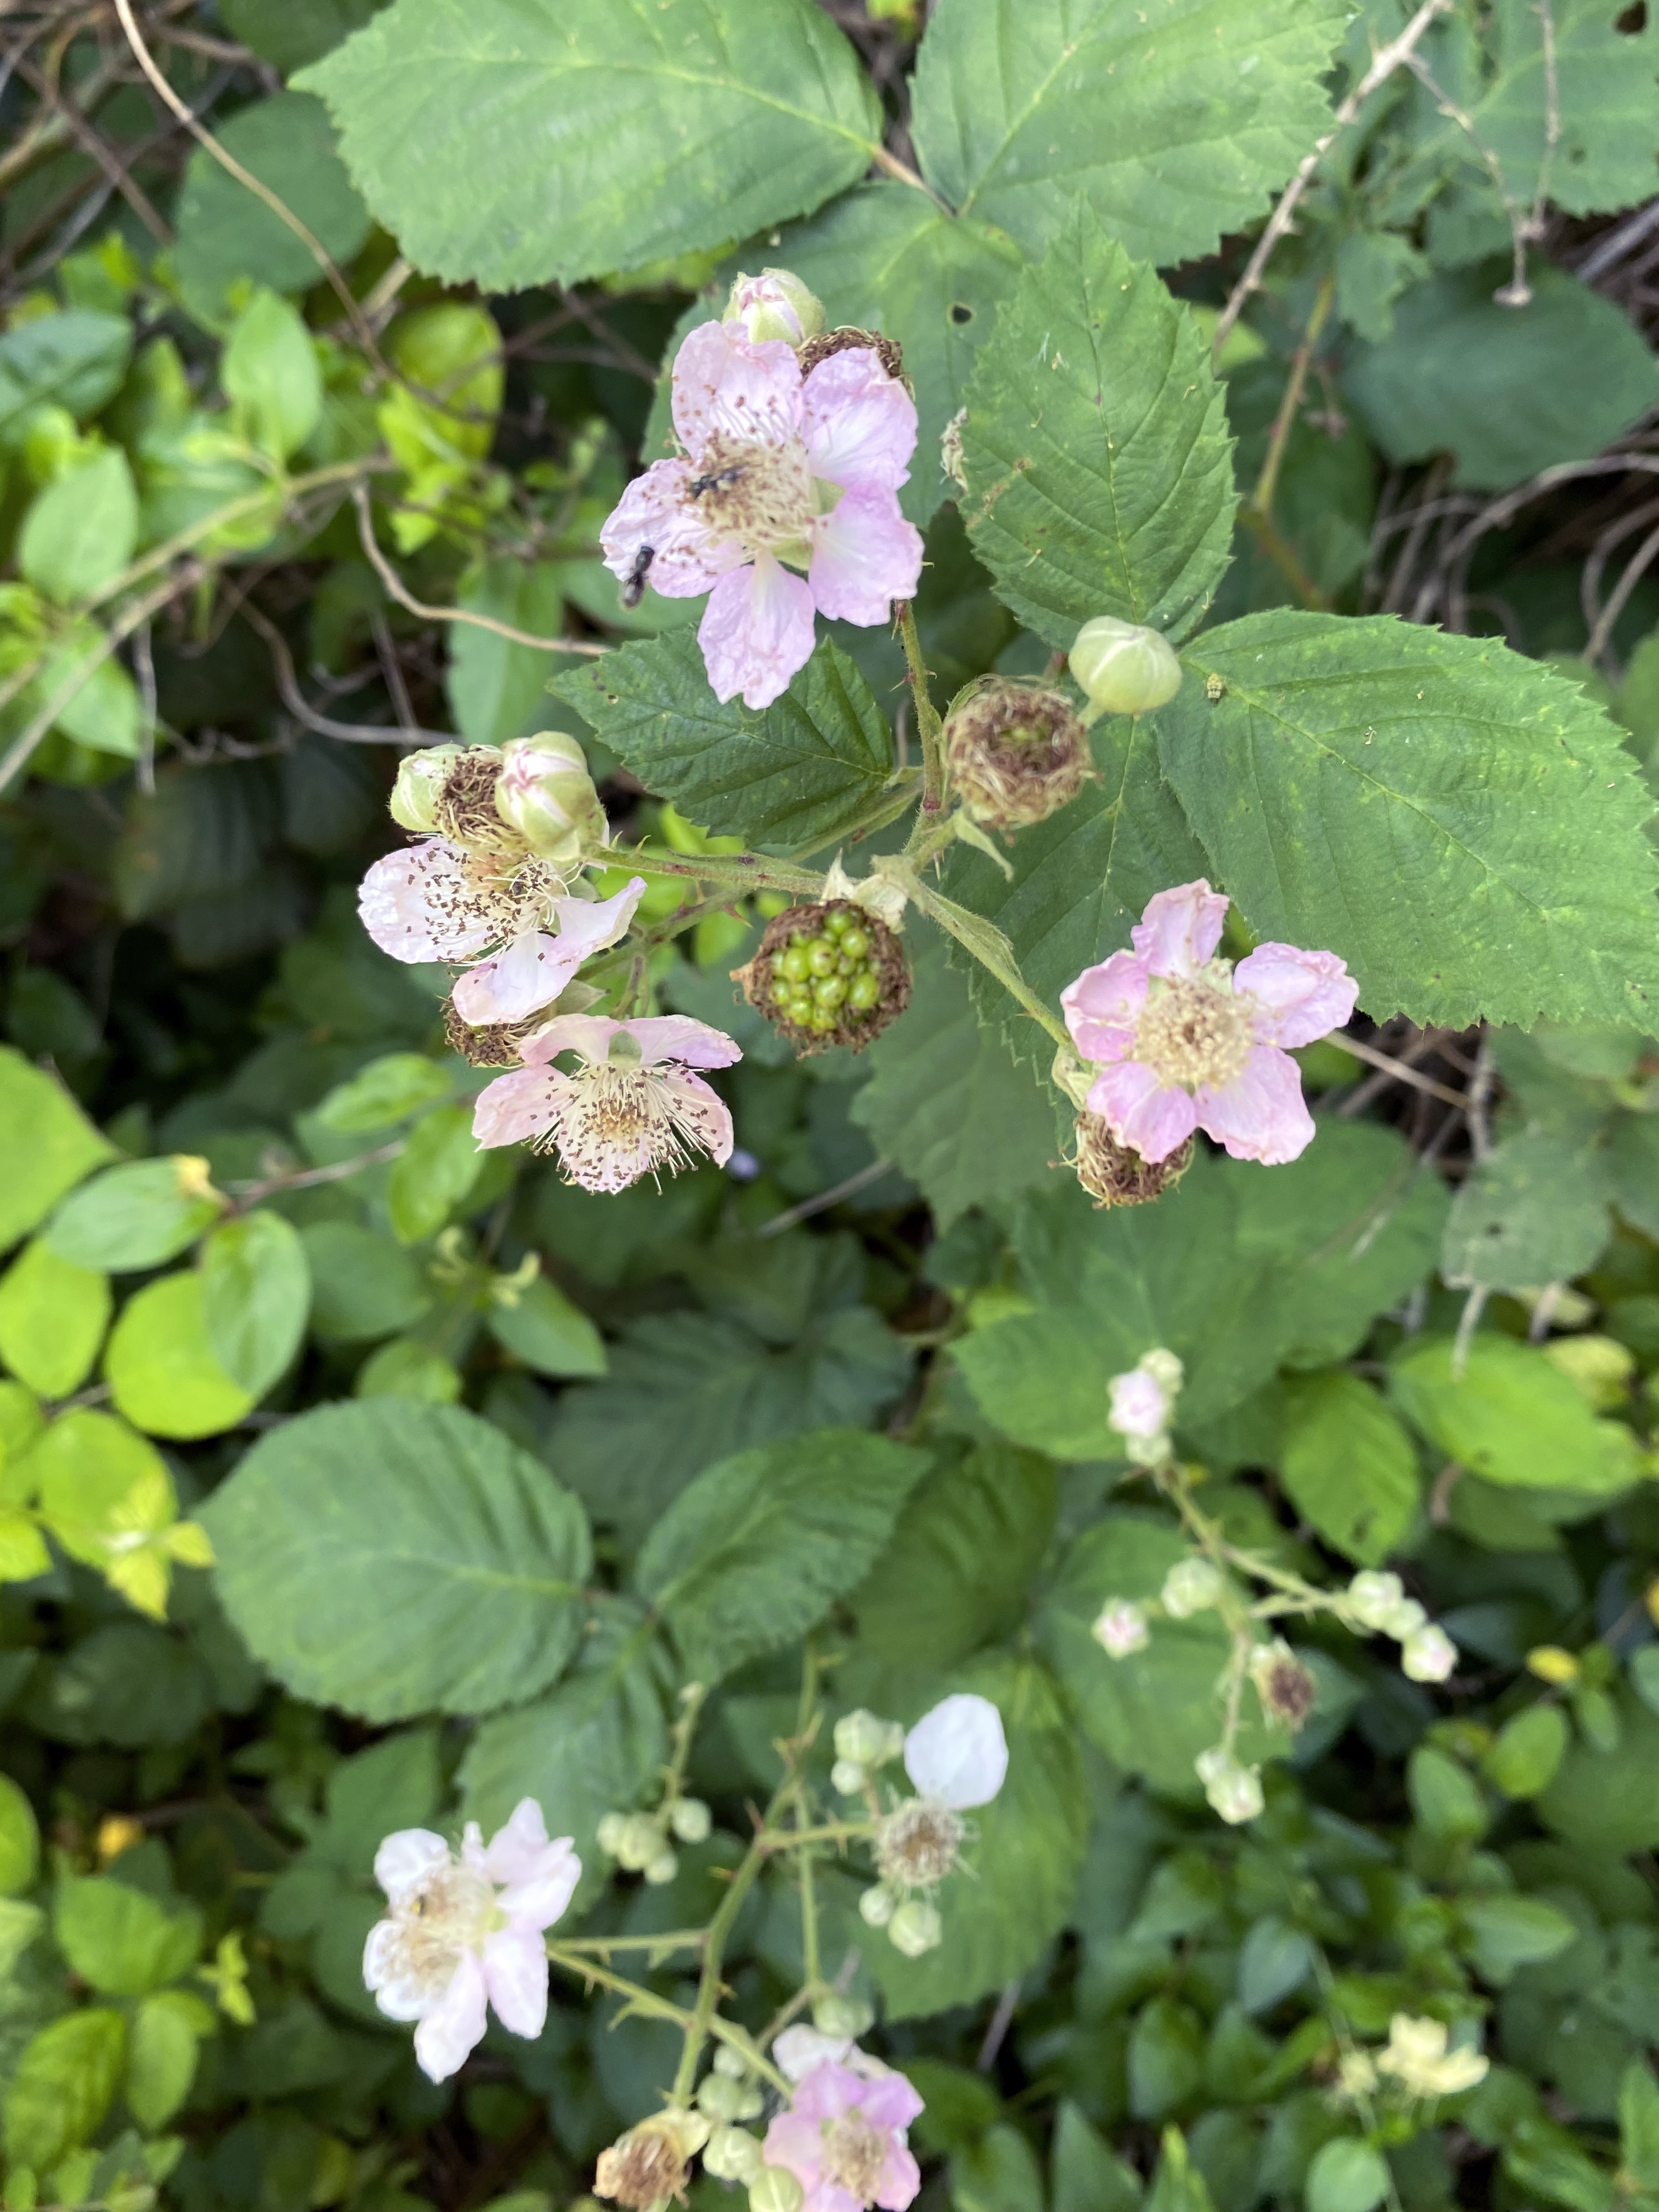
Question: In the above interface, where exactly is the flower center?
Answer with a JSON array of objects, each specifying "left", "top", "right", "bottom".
[
  {"left": 686, "top": 433, "right": 815, "bottom": 552},
  {"left": 550, "top": 1065, "right": 713, "bottom": 1192},
  {"left": 381, "top": 1863, "right": 495, "bottom": 1998},
  {"left": 1134, "top": 973, "right": 1253, "bottom": 1091},
  {"left": 821, "top": 2111, "right": 889, "bottom": 2203},
  {"left": 875, "top": 1797, "right": 964, "bottom": 1889}
]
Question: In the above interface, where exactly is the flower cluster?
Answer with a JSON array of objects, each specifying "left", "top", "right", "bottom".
[
  {"left": 1346, "top": 1568, "right": 1459, "bottom": 1682},
  {"left": 1340, "top": 2013, "right": 1489, "bottom": 2101}
]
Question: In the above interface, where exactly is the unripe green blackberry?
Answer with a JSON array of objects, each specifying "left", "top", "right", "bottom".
[
  {"left": 943, "top": 678, "right": 1090, "bottom": 831},
  {"left": 734, "top": 900, "right": 909, "bottom": 1057},
  {"left": 1069, "top": 617, "right": 1182, "bottom": 716},
  {"left": 1070, "top": 1112, "right": 1194, "bottom": 1209}
]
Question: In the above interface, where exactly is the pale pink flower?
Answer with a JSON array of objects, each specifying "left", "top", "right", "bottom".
[
  {"left": 902, "top": 1693, "right": 1007, "bottom": 1811},
  {"left": 363, "top": 1798, "right": 579, "bottom": 2084},
  {"left": 763, "top": 2060, "right": 924, "bottom": 2212},
  {"left": 601, "top": 321, "right": 923, "bottom": 710},
  {"left": 1109, "top": 1368, "right": 1171, "bottom": 1442},
  {"left": 358, "top": 839, "right": 645, "bottom": 1025},
  {"left": 1061, "top": 881, "right": 1357, "bottom": 1166},
  {"left": 471, "top": 1013, "right": 741, "bottom": 1191},
  {"left": 1092, "top": 1600, "right": 1150, "bottom": 1659}
]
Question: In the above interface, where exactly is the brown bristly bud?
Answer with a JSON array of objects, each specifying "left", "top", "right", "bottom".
[
  {"left": 442, "top": 996, "right": 538, "bottom": 1069},
  {"left": 593, "top": 2111, "right": 710, "bottom": 2208},
  {"left": 1249, "top": 1640, "right": 1319, "bottom": 1732},
  {"left": 943, "top": 678, "right": 1091, "bottom": 832},
  {"left": 874, "top": 1796, "right": 965, "bottom": 1891},
  {"left": 1070, "top": 1115, "right": 1192, "bottom": 1209},
  {"left": 797, "top": 326, "right": 907, "bottom": 388},
  {"left": 733, "top": 900, "right": 909, "bottom": 1058}
]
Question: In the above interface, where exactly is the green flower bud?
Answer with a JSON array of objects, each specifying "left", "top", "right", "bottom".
[
  {"left": 704, "top": 2126, "right": 765, "bottom": 2185},
  {"left": 833, "top": 1709, "right": 904, "bottom": 1768},
  {"left": 887, "top": 1898, "right": 943, "bottom": 1958},
  {"left": 669, "top": 1796, "right": 711, "bottom": 1843},
  {"left": 390, "top": 743, "right": 467, "bottom": 835},
  {"left": 697, "top": 2071, "right": 749, "bottom": 2121},
  {"left": 724, "top": 268, "right": 826, "bottom": 347},
  {"left": 748, "top": 2166, "right": 807, "bottom": 2212},
  {"left": 643, "top": 1844, "right": 680, "bottom": 1886},
  {"left": 830, "top": 1758, "right": 867, "bottom": 1797},
  {"left": 713, "top": 2044, "right": 748, "bottom": 2080},
  {"left": 494, "top": 731, "right": 604, "bottom": 860},
  {"left": 857, "top": 1883, "right": 896, "bottom": 1928},
  {"left": 596, "top": 1812, "right": 629, "bottom": 1858},
  {"left": 1068, "top": 617, "right": 1182, "bottom": 716},
  {"left": 613, "top": 1813, "right": 661, "bottom": 1872},
  {"left": 812, "top": 1992, "right": 874, "bottom": 2039}
]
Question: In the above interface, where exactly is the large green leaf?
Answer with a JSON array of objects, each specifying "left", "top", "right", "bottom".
[
  {"left": 909, "top": 0, "right": 1345, "bottom": 265},
  {"left": 172, "top": 91, "right": 371, "bottom": 315},
  {"left": 554, "top": 634, "right": 892, "bottom": 852},
  {"left": 53, "top": 1876, "right": 203, "bottom": 1998},
  {"left": 961, "top": 209, "right": 1234, "bottom": 648},
  {"left": 635, "top": 1428, "right": 927, "bottom": 1683},
  {"left": 297, "top": 0, "right": 879, "bottom": 290},
  {"left": 203, "top": 1400, "right": 592, "bottom": 1720},
  {"left": 1389, "top": 1334, "right": 1635, "bottom": 1497},
  {"left": 850, "top": 933, "right": 1059, "bottom": 1231},
  {"left": 1156, "top": 611, "right": 1659, "bottom": 1028}
]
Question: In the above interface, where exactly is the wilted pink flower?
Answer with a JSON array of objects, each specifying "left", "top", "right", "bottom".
[
  {"left": 601, "top": 321, "right": 923, "bottom": 710},
  {"left": 363, "top": 1799, "right": 579, "bottom": 2084},
  {"left": 763, "top": 2060, "right": 923, "bottom": 2212},
  {"left": 472, "top": 1013, "right": 741, "bottom": 1191},
  {"left": 1061, "top": 881, "right": 1357, "bottom": 1166},
  {"left": 358, "top": 841, "right": 645, "bottom": 1025}
]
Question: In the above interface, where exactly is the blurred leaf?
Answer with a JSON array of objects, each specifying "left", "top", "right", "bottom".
[
  {"left": 0, "top": 1775, "right": 39, "bottom": 1894},
  {"left": 200, "top": 1211, "right": 311, "bottom": 1398},
  {"left": 1483, "top": 1703, "right": 1570, "bottom": 1799},
  {"left": 488, "top": 1274, "right": 607, "bottom": 1379},
  {"left": 1459, "top": 1893, "right": 1578, "bottom": 1982},
  {"left": 299, "top": 1221, "right": 431, "bottom": 1341},
  {"left": 105, "top": 1273, "right": 256, "bottom": 1440},
  {"left": 47, "top": 1158, "right": 223, "bottom": 1272},
  {"left": 0, "top": 311, "right": 131, "bottom": 442},
  {"left": 447, "top": 559, "right": 572, "bottom": 746},
  {"left": 354, "top": 1335, "right": 462, "bottom": 1401},
  {"left": 18, "top": 448, "right": 138, "bottom": 604},
  {"left": 1442, "top": 1130, "right": 1611, "bottom": 1293},
  {"left": 1280, "top": 1375, "right": 1420, "bottom": 1566},
  {"left": 387, "top": 1103, "right": 484, "bottom": 1243},
  {"left": 1389, "top": 1335, "right": 1628, "bottom": 1494},
  {"left": 127, "top": 1990, "right": 207, "bottom": 2130},
  {"left": 1620, "top": 2063, "right": 1659, "bottom": 2193},
  {"left": 1306, "top": 2139, "right": 1390, "bottom": 2212},
  {"left": 172, "top": 90, "right": 371, "bottom": 314},
  {"left": 3, "top": 2007, "right": 125, "bottom": 2171},
  {"left": 54, "top": 1875, "right": 203, "bottom": 1997},
  {"left": 222, "top": 290, "right": 324, "bottom": 462},
  {"left": 221, "top": 0, "right": 387, "bottom": 73},
  {"left": 0, "top": 1239, "right": 110, "bottom": 1398},
  {"left": 317, "top": 1052, "right": 451, "bottom": 1133},
  {"left": 0, "top": 1046, "right": 116, "bottom": 1254}
]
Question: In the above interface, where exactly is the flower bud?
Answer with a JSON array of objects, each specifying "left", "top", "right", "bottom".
[
  {"left": 391, "top": 743, "right": 467, "bottom": 835},
  {"left": 596, "top": 1812, "right": 629, "bottom": 1858},
  {"left": 697, "top": 2071, "right": 750, "bottom": 2121},
  {"left": 1402, "top": 1625, "right": 1458, "bottom": 1683},
  {"left": 1109, "top": 1365, "right": 1174, "bottom": 1447},
  {"left": 643, "top": 1844, "right": 680, "bottom": 1886},
  {"left": 1381, "top": 1596, "right": 1428, "bottom": 1641},
  {"left": 1346, "top": 1569, "right": 1406, "bottom": 1631},
  {"left": 748, "top": 2166, "right": 807, "bottom": 2212},
  {"left": 609, "top": 1814, "right": 661, "bottom": 1873},
  {"left": 1092, "top": 1599, "right": 1150, "bottom": 1659},
  {"left": 494, "top": 731, "right": 604, "bottom": 861},
  {"left": 724, "top": 268, "right": 825, "bottom": 348},
  {"left": 812, "top": 1992, "right": 874, "bottom": 2039},
  {"left": 1248, "top": 1639, "right": 1318, "bottom": 1730},
  {"left": 734, "top": 899, "right": 910, "bottom": 1057},
  {"left": 1195, "top": 1746, "right": 1264, "bottom": 1825},
  {"left": 1527, "top": 1644, "right": 1581, "bottom": 1685},
  {"left": 943, "top": 678, "right": 1091, "bottom": 832},
  {"left": 1141, "top": 1348, "right": 1184, "bottom": 1395},
  {"left": 1071, "top": 1112, "right": 1193, "bottom": 1208},
  {"left": 831, "top": 1759, "right": 868, "bottom": 1797},
  {"left": 887, "top": 1898, "right": 943, "bottom": 1957},
  {"left": 593, "top": 2111, "right": 710, "bottom": 2208},
  {"left": 713, "top": 2044, "right": 748, "bottom": 2080},
  {"left": 834, "top": 1710, "right": 904, "bottom": 1769},
  {"left": 1069, "top": 617, "right": 1182, "bottom": 716},
  {"left": 669, "top": 1796, "right": 711, "bottom": 1843},
  {"left": 705, "top": 2127, "right": 764, "bottom": 2185},
  {"left": 858, "top": 1883, "right": 895, "bottom": 1928},
  {"left": 1161, "top": 1557, "right": 1225, "bottom": 1618}
]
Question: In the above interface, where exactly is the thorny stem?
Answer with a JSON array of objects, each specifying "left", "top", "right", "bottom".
[
  {"left": 615, "top": 846, "right": 825, "bottom": 900},
  {"left": 662, "top": 1682, "right": 709, "bottom": 1807},
  {"left": 896, "top": 601, "right": 947, "bottom": 824},
  {"left": 896, "top": 869, "right": 1072, "bottom": 1052},
  {"left": 545, "top": 1945, "right": 788, "bottom": 2094}
]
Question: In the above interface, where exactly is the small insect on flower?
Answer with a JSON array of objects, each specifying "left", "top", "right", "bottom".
[{"left": 619, "top": 541, "right": 654, "bottom": 609}]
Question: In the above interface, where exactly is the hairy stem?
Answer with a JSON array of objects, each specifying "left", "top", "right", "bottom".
[{"left": 896, "top": 601, "right": 946, "bottom": 823}]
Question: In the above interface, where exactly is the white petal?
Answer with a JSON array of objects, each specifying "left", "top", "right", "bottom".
[
  {"left": 903, "top": 1693, "right": 1009, "bottom": 1810},
  {"left": 496, "top": 1840, "right": 582, "bottom": 1931},
  {"left": 483, "top": 1925, "right": 550, "bottom": 2039},
  {"left": 358, "top": 842, "right": 494, "bottom": 965},
  {"left": 413, "top": 1952, "right": 489, "bottom": 2083},
  {"left": 452, "top": 929, "right": 579, "bottom": 1025},
  {"left": 482, "top": 1797, "right": 550, "bottom": 1882},
  {"left": 373, "top": 1827, "right": 450, "bottom": 1905}
]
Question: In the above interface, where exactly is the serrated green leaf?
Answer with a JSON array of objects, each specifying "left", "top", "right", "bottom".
[
  {"left": 961, "top": 210, "right": 1235, "bottom": 648},
  {"left": 1280, "top": 1374, "right": 1420, "bottom": 1566},
  {"left": 1156, "top": 611, "right": 1659, "bottom": 1028},
  {"left": 172, "top": 90, "right": 371, "bottom": 314},
  {"left": 0, "top": 1047, "right": 116, "bottom": 1254},
  {"left": 202, "top": 1399, "right": 592, "bottom": 1719},
  {"left": 297, "top": 0, "right": 879, "bottom": 291},
  {"left": 18, "top": 448, "right": 138, "bottom": 606},
  {"left": 1442, "top": 1130, "right": 1611, "bottom": 1294},
  {"left": 555, "top": 634, "right": 892, "bottom": 851},
  {"left": 850, "top": 931, "right": 1058, "bottom": 1231},
  {"left": 199, "top": 1211, "right": 311, "bottom": 1398},
  {"left": 635, "top": 1427, "right": 927, "bottom": 1682},
  {"left": 909, "top": 0, "right": 1345, "bottom": 266}
]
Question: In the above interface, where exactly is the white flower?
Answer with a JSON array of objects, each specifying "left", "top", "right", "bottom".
[
  {"left": 1337, "top": 2049, "right": 1379, "bottom": 2098},
  {"left": 1109, "top": 1368, "right": 1171, "bottom": 1444},
  {"left": 1346, "top": 1569, "right": 1405, "bottom": 1630},
  {"left": 363, "top": 1798, "right": 579, "bottom": 2082},
  {"left": 1161, "top": 1556, "right": 1224, "bottom": 1618},
  {"left": 1401, "top": 1625, "right": 1458, "bottom": 1683},
  {"left": 1376, "top": 2014, "right": 1489, "bottom": 2097},
  {"left": 1092, "top": 1599, "right": 1150, "bottom": 1659},
  {"left": 902, "top": 1693, "right": 1008, "bottom": 1810},
  {"left": 1195, "top": 1747, "right": 1263, "bottom": 1825},
  {"left": 773, "top": 2025, "right": 891, "bottom": 2084}
]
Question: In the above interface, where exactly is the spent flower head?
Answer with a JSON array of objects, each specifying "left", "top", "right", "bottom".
[
  {"left": 874, "top": 1796, "right": 965, "bottom": 1893},
  {"left": 1248, "top": 1640, "right": 1318, "bottom": 1730},
  {"left": 593, "top": 2109, "right": 711, "bottom": 2207}
]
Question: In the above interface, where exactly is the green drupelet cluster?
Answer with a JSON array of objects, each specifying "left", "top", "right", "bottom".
[{"left": 767, "top": 907, "right": 884, "bottom": 1036}]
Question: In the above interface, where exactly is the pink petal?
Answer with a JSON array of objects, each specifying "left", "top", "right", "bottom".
[
  {"left": 663, "top": 1068, "right": 735, "bottom": 1167},
  {"left": 521, "top": 1014, "right": 621, "bottom": 1067},
  {"left": 1087, "top": 1060, "right": 1199, "bottom": 1163},
  {"left": 482, "top": 1925, "right": 549, "bottom": 2040},
  {"left": 876, "top": 2144, "right": 923, "bottom": 2210},
  {"left": 373, "top": 1827, "right": 449, "bottom": 1904},
  {"left": 599, "top": 457, "right": 736, "bottom": 598},
  {"left": 671, "top": 320, "right": 802, "bottom": 455},
  {"left": 481, "top": 1798, "right": 550, "bottom": 1883},
  {"left": 793, "top": 2061, "right": 866, "bottom": 2122},
  {"left": 763, "top": 2112, "right": 826, "bottom": 2189},
  {"left": 472, "top": 1065, "right": 572, "bottom": 1149},
  {"left": 808, "top": 485, "right": 923, "bottom": 626},
  {"left": 1062, "top": 950, "right": 1150, "bottom": 1066},
  {"left": 413, "top": 1951, "right": 488, "bottom": 2083},
  {"left": 1196, "top": 1044, "right": 1316, "bottom": 1165},
  {"left": 452, "top": 929, "right": 579, "bottom": 1025},
  {"left": 359, "top": 842, "right": 492, "bottom": 964},
  {"left": 801, "top": 348, "right": 918, "bottom": 492},
  {"left": 623, "top": 1015, "right": 744, "bottom": 1069},
  {"left": 859, "top": 2072, "right": 925, "bottom": 2131},
  {"left": 698, "top": 555, "right": 816, "bottom": 710},
  {"left": 810, "top": 2186, "right": 863, "bottom": 2212},
  {"left": 549, "top": 877, "right": 647, "bottom": 958},
  {"left": 1130, "top": 881, "right": 1229, "bottom": 978},
  {"left": 1234, "top": 942, "right": 1358, "bottom": 1048}
]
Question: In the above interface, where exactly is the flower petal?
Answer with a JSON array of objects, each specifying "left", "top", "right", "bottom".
[
  {"left": 1196, "top": 1043, "right": 1315, "bottom": 1164},
  {"left": 452, "top": 929, "right": 577, "bottom": 1025},
  {"left": 1130, "top": 881, "right": 1229, "bottom": 978},
  {"left": 363, "top": 1919, "right": 428, "bottom": 2017},
  {"left": 1234, "top": 942, "right": 1358, "bottom": 1048},
  {"left": 622, "top": 1015, "right": 744, "bottom": 1069},
  {"left": 359, "top": 842, "right": 492, "bottom": 964},
  {"left": 373, "top": 1827, "right": 450, "bottom": 1904},
  {"left": 774, "top": 2025, "right": 855, "bottom": 2082},
  {"left": 482, "top": 1925, "right": 549, "bottom": 2039},
  {"left": 549, "top": 876, "right": 647, "bottom": 959},
  {"left": 481, "top": 1797, "right": 550, "bottom": 1883},
  {"left": 903, "top": 1692, "right": 1008, "bottom": 1809},
  {"left": 698, "top": 554, "right": 816, "bottom": 710},
  {"left": 808, "top": 485, "right": 923, "bottom": 626},
  {"left": 413, "top": 1952, "right": 488, "bottom": 2083},
  {"left": 763, "top": 2111, "right": 827, "bottom": 2189},
  {"left": 1061, "top": 950, "right": 1150, "bottom": 1066},
  {"left": 664, "top": 1069, "right": 735, "bottom": 1167},
  {"left": 859, "top": 2071, "right": 925, "bottom": 2131},
  {"left": 599, "top": 457, "right": 735, "bottom": 598},
  {"left": 472, "top": 1065, "right": 572, "bottom": 1149},
  {"left": 792, "top": 2061, "right": 867, "bottom": 2122},
  {"left": 876, "top": 2142, "right": 923, "bottom": 2210},
  {"left": 520, "top": 1013, "right": 620, "bottom": 1067},
  {"left": 801, "top": 348, "right": 918, "bottom": 492},
  {"left": 671, "top": 319, "right": 802, "bottom": 454},
  {"left": 1086, "top": 1060, "right": 1199, "bottom": 1162}
]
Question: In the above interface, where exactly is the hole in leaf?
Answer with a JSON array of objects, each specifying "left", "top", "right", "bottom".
[
  {"left": 949, "top": 301, "right": 974, "bottom": 325},
  {"left": 1616, "top": 3, "right": 1645, "bottom": 31}
]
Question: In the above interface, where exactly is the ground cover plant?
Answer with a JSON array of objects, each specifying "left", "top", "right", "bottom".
[{"left": 6, "top": 1, "right": 1659, "bottom": 2209}]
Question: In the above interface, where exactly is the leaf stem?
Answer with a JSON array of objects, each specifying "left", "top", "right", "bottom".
[
  {"left": 896, "top": 601, "right": 946, "bottom": 825},
  {"left": 613, "top": 847, "right": 825, "bottom": 900}
]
